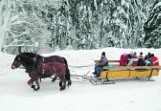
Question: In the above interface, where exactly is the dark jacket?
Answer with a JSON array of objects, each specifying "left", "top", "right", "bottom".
[
  {"left": 145, "top": 58, "right": 154, "bottom": 66},
  {"left": 137, "top": 58, "right": 145, "bottom": 66}
]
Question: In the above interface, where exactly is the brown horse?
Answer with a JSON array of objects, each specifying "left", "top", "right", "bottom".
[
  {"left": 28, "top": 61, "right": 67, "bottom": 91},
  {"left": 11, "top": 53, "right": 70, "bottom": 91},
  {"left": 13, "top": 52, "right": 71, "bottom": 85}
]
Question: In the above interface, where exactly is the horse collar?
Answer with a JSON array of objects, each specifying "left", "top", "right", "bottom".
[
  {"left": 41, "top": 63, "right": 46, "bottom": 74},
  {"left": 34, "top": 53, "right": 38, "bottom": 61}
]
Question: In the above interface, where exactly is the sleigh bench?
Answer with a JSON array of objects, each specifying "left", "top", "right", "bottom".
[
  {"left": 95, "top": 60, "right": 120, "bottom": 63},
  {"left": 95, "top": 60, "right": 161, "bottom": 80}
]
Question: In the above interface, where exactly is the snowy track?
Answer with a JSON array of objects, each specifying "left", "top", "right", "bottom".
[{"left": 1, "top": 48, "right": 161, "bottom": 111}]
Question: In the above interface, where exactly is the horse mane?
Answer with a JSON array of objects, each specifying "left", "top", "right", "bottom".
[
  {"left": 16, "top": 53, "right": 36, "bottom": 73},
  {"left": 21, "top": 52, "right": 36, "bottom": 58},
  {"left": 22, "top": 52, "right": 44, "bottom": 59}
]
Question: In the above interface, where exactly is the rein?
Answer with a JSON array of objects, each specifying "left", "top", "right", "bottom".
[{"left": 68, "top": 64, "right": 94, "bottom": 68}]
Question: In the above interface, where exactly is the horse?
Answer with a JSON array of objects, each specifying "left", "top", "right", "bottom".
[
  {"left": 12, "top": 52, "right": 71, "bottom": 84},
  {"left": 15, "top": 52, "right": 71, "bottom": 83},
  {"left": 11, "top": 53, "right": 71, "bottom": 91}
]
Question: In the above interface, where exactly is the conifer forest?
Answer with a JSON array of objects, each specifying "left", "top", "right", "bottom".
[{"left": 0, "top": 0, "right": 161, "bottom": 54}]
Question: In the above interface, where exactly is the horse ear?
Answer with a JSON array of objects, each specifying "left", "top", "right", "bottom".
[{"left": 18, "top": 46, "right": 22, "bottom": 55}]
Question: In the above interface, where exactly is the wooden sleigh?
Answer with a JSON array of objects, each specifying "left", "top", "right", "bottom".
[{"left": 91, "top": 60, "right": 161, "bottom": 85}]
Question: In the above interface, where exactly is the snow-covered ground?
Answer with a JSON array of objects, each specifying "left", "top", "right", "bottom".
[{"left": 0, "top": 48, "right": 161, "bottom": 111}]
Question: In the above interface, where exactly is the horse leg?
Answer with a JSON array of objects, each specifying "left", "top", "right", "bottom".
[
  {"left": 51, "top": 75, "right": 57, "bottom": 82},
  {"left": 59, "top": 80, "right": 62, "bottom": 87},
  {"left": 28, "top": 79, "right": 35, "bottom": 89},
  {"left": 35, "top": 80, "right": 40, "bottom": 91},
  {"left": 28, "top": 79, "right": 40, "bottom": 91},
  {"left": 60, "top": 78, "right": 66, "bottom": 91}
]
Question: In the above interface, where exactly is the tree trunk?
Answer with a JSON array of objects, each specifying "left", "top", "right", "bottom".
[{"left": 0, "top": 0, "right": 11, "bottom": 51}]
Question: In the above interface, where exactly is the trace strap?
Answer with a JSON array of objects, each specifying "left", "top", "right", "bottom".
[
  {"left": 41, "top": 58, "right": 45, "bottom": 74},
  {"left": 68, "top": 64, "right": 94, "bottom": 68}
]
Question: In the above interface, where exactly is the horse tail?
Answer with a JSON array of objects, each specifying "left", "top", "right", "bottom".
[
  {"left": 62, "top": 57, "right": 72, "bottom": 87},
  {"left": 62, "top": 57, "right": 68, "bottom": 65}
]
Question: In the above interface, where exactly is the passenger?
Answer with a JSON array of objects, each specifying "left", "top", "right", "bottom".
[
  {"left": 120, "top": 53, "right": 128, "bottom": 66},
  {"left": 139, "top": 52, "right": 143, "bottom": 58},
  {"left": 151, "top": 54, "right": 159, "bottom": 66},
  {"left": 144, "top": 54, "right": 154, "bottom": 66},
  {"left": 145, "top": 52, "right": 151, "bottom": 60},
  {"left": 137, "top": 53, "right": 145, "bottom": 66},
  {"left": 132, "top": 52, "right": 137, "bottom": 58},
  {"left": 93, "top": 52, "right": 108, "bottom": 77},
  {"left": 127, "top": 52, "right": 138, "bottom": 66},
  {"left": 127, "top": 52, "right": 133, "bottom": 64}
]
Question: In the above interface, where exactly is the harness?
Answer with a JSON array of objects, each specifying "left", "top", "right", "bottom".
[
  {"left": 41, "top": 58, "right": 46, "bottom": 75},
  {"left": 34, "top": 53, "right": 39, "bottom": 61},
  {"left": 34, "top": 53, "right": 46, "bottom": 74},
  {"left": 35, "top": 57, "right": 46, "bottom": 82}
]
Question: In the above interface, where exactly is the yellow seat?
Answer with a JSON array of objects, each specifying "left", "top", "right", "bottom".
[
  {"left": 95, "top": 60, "right": 161, "bottom": 80},
  {"left": 100, "top": 69, "right": 160, "bottom": 79},
  {"left": 130, "top": 70, "right": 159, "bottom": 77},
  {"left": 100, "top": 70, "right": 130, "bottom": 79}
]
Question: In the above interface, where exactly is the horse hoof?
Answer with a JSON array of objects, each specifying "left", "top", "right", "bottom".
[
  {"left": 31, "top": 85, "right": 36, "bottom": 89},
  {"left": 67, "top": 80, "right": 72, "bottom": 87},
  {"left": 60, "top": 86, "right": 66, "bottom": 91},
  {"left": 34, "top": 87, "right": 40, "bottom": 91},
  {"left": 31, "top": 85, "right": 40, "bottom": 91}
]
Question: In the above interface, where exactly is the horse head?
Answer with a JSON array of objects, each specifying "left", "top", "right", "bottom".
[
  {"left": 11, "top": 53, "right": 35, "bottom": 71},
  {"left": 11, "top": 54, "right": 23, "bottom": 69}
]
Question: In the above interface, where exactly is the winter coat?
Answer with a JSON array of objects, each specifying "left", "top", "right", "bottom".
[
  {"left": 97, "top": 57, "right": 108, "bottom": 67},
  {"left": 127, "top": 58, "right": 138, "bottom": 66},
  {"left": 120, "top": 54, "right": 128, "bottom": 66},
  {"left": 151, "top": 56, "right": 159, "bottom": 66},
  {"left": 145, "top": 58, "right": 154, "bottom": 66},
  {"left": 137, "top": 58, "right": 145, "bottom": 66}
]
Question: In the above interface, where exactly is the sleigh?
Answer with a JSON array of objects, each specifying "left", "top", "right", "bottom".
[{"left": 88, "top": 60, "right": 161, "bottom": 85}]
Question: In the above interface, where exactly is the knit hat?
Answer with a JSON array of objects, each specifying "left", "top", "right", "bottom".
[
  {"left": 102, "top": 52, "right": 105, "bottom": 56},
  {"left": 140, "top": 52, "right": 143, "bottom": 55}
]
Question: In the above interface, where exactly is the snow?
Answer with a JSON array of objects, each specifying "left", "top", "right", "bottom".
[
  {"left": 0, "top": 48, "right": 161, "bottom": 111},
  {"left": 152, "top": 2, "right": 161, "bottom": 12}
]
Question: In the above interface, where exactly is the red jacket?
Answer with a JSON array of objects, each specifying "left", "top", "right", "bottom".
[
  {"left": 151, "top": 56, "right": 159, "bottom": 66},
  {"left": 120, "top": 54, "right": 128, "bottom": 66}
]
